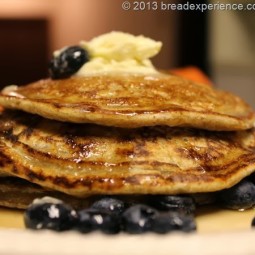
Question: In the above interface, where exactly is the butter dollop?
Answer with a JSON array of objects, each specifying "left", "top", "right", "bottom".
[{"left": 75, "top": 31, "right": 162, "bottom": 76}]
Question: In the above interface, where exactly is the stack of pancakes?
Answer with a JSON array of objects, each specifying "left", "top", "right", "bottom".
[{"left": 0, "top": 74, "right": 254, "bottom": 209}]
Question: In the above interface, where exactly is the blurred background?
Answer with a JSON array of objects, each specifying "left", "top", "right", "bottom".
[{"left": 0, "top": 0, "right": 254, "bottom": 106}]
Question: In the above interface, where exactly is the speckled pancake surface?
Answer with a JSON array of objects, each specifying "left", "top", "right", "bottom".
[
  {"left": 0, "top": 110, "right": 255, "bottom": 197},
  {"left": 0, "top": 75, "right": 254, "bottom": 130}
]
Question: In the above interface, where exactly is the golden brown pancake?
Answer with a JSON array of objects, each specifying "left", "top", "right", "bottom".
[
  {"left": 0, "top": 177, "right": 93, "bottom": 209},
  {"left": 0, "top": 175, "right": 216, "bottom": 209},
  {"left": 0, "top": 75, "right": 254, "bottom": 131},
  {"left": 0, "top": 110, "right": 255, "bottom": 197},
  {"left": 0, "top": 151, "right": 12, "bottom": 177}
]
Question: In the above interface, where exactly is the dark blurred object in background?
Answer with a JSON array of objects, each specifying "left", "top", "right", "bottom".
[
  {"left": 178, "top": 0, "right": 209, "bottom": 75},
  {"left": 0, "top": 19, "right": 49, "bottom": 86}
]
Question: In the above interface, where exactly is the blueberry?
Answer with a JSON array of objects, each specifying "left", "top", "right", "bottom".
[
  {"left": 77, "top": 209, "right": 121, "bottom": 234},
  {"left": 91, "top": 197, "right": 126, "bottom": 216},
  {"left": 217, "top": 179, "right": 255, "bottom": 210},
  {"left": 24, "top": 202, "right": 78, "bottom": 231},
  {"left": 148, "top": 195, "right": 196, "bottom": 214},
  {"left": 151, "top": 212, "right": 196, "bottom": 234},
  {"left": 49, "top": 46, "right": 89, "bottom": 79},
  {"left": 251, "top": 216, "right": 255, "bottom": 227},
  {"left": 122, "top": 204, "right": 158, "bottom": 234}
]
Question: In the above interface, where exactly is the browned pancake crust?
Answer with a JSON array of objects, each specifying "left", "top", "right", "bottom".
[
  {"left": 0, "top": 75, "right": 254, "bottom": 130},
  {"left": 0, "top": 110, "right": 255, "bottom": 197},
  {"left": 0, "top": 177, "right": 216, "bottom": 209},
  {"left": 0, "top": 149, "right": 14, "bottom": 177},
  {"left": 0, "top": 177, "right": 93, "bottom": 209}
]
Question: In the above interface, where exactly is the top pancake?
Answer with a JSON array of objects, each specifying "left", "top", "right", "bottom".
[{"left": 0, "top": 74, "right": 254, "bottom": 130}]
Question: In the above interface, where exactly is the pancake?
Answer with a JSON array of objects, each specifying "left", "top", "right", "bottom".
[
  {"left": 0, "top": 110, "right": 255, "bottom": 197},
  {"left": 0, "top": 151, "right": 13, "bottom": 177},
  {"left": 0, "top": 177, "right": 93, "bottom": 209},
  {"left": 0, "top": 175, "right": 216, "bottom": 209},
  {"left": 0, "top": 75, "right": 254, "bottom": 131}
]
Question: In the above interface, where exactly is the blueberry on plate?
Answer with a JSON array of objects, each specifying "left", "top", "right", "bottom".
[
  {"left": 91, "top": 197, "right": 126, "bottom": 216},
  {"left": 24, "top": 198, "right": 78, "bottom": 231},
  {"left": 49, "top": 46, "right": 89, "bottom": 79},
  {"left": 149, "top": 195, "right": 196, "bottom": 214},
  {"left": 251, "top": 216, "right": 255, "bottom": 227},
  {"left": 217, "top": 179, "right": 255, "bottom": 210},
  {"left": 151, "top": 212, "right": 196, "bottom": 234},
  {"left": 122, "top": 204, "right": 158, "bottom": 234},
  {"left": 77, "top": 208, "right": 121, "bottom": 234}
]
